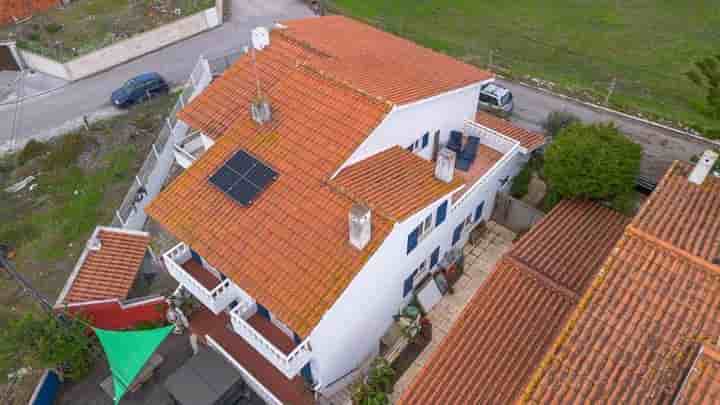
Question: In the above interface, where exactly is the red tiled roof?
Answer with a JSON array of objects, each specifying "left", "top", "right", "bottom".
[
  {"left": 521, "top": 163, "right": 720, "bottom": 404},
  {"left": 475, "top": 111, "right": 545, "bottom": 151},
  {"left": 147, "top": 63, "right": 394, "bottom": 338},
  {"left": 179, "top": 16, "right": 492, "bottom": 139},
  {"left": 331, "top": 146, "right": 464, "bottom": 221},
  {"left": 0, "top": 0, "right": 56, "bottom": 25},
  {"left": 675, "top": 344, "right": 720, "bottom": 405},
  {"left": 59, "top": 227, "right": 150, "bottom": 305},
  {"left": 400, "top": 200, "right": 628, "bottom": 405}
]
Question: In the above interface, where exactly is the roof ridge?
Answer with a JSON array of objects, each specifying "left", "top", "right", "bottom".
[
  {"left": 324, "top": 180, "right": 398, "bottom": 222},
  {"left": 504, "top": 254, "right": 580, "bottom": 302},
  {"left": 273, "top": 28, "right": 335, "bottom": 59},
  {"left": 626, "top": 225, "right": 720, "bottom": 275}
]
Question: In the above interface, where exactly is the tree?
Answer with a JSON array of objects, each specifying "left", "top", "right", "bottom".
[
  {"left": 686, "top": 55, "right": 720, "bottom": 119},
  {"left": 543, "top": 111, "right": 580, "bottom": 139},
  {"left": 0, "top": 312, "right": 95, "bottom": 381},
  {"left": 543, "top": 123, "right": 641, "bottom": 207}
]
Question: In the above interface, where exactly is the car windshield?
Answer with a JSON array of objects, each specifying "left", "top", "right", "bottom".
[
  {"left": 479, "top": 93, "right": 499, "bottom": 106},
  {"left": 501, "top": 93, "right": 512, "bottom": 106},
  {"left": 122, "top": 78, "right": 138, "bottom": 91}
]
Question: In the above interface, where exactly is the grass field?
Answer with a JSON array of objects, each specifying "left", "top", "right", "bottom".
[
  {"left": 1, "top": 0, "right": 214, "bottom": 61},
  {"left": 328, "top": 0, "right": 720, "bottom": 135}
]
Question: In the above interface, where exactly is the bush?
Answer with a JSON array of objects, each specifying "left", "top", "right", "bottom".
[
  {"left": 352, "top": 358, "right": 395, "bottom": 405},
  {"left": 18, "top": 140, "right": 49, "bottom": 165},
  {"left": 45, "top": 23, "right": 63, "bottom": 34},
  {"left": 544, "top": 122, "right": 641, "bottom": 205},
  {"left": 543, "top": 111, "right": 580, "bottom": 139},
  {"left": 510, "top": 163, "right": 531, "bottom": 198},
  {"left": 27, "top": 32, "right": 41, "bottom": 42},
  {"left": 44, "top": 132, "right": 86, "bottom": 170}
]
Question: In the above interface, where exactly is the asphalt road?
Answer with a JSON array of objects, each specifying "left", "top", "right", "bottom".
[
  {"left": 0, "top": 0, "right": 313, "bottom": 151},
  {"left": 498, "top": 79, "right": 717, "bottom": 180}
]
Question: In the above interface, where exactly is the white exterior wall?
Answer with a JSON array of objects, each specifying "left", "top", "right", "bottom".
[{"left": 336, "top": 82, "right": 488, "bottom": 174}]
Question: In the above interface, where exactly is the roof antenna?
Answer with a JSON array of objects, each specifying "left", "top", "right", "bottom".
[{"left": 249, "top": 27, "right": 272, "bottom": 124}]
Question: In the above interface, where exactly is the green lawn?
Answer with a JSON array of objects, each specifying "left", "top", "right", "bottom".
[
  {"left": 328, "top": 0, "right": 720, "bottom": 135},
  {"left": 1, "top": 0, "right": 215, "bottom": 61}
]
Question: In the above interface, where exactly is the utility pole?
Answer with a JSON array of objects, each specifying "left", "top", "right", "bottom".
[
  {"left": 605, "top": 77, "right": 617, "bottom": 105},
  {"left": 0, "top": 245, "right": 54, "bottom": 314}
]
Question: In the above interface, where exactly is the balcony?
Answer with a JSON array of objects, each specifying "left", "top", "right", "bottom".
[
  {"left": 173, "top": 130, "right": 207, "bottom": 169},
  {"left": 189, "top": 307, "right": 315, "bottom": 405},
  {"left": 162, "top": 243, "right": 238, "bottom": 314},
  {"left": 230, "top": 301, "right": 313, "bottom": 380}
]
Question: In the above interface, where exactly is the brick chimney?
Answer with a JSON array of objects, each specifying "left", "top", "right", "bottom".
[
  {"left": 349, "top": 204, "right": 371, "bottom": 250},
  {"left": 689, "top": 150, "right": 719, "bottom": 185},
  {"left": 435, "top": 148, "right": 456, "bottom": 183}
]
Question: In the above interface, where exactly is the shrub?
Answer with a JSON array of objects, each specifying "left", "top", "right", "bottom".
[
  {"left": 543, "top": 111, "right": 580, "bottom": 139},
  {"left": 0, "top": 221, "right": 39, "bottom": 246},
  {"left": 544, "top": 122, "right": 641, "bottom": 205},
  {"left": 45, "top": 23, "right": 63, "bottom": 34},
  {"left": 510, "top": 163, "right": 531, "bottom": 198},
  {"left": 18, "top": 139, "right": 49, "bottom": 165},
  {"left": 352, "top": 358, "right": 395, "bottom": 405},
  {"left": 27, "top": 32, "right": 41, "bottom": 42},
  {"left": 44, "top": 132, "right": 86, "bottom": 170}
]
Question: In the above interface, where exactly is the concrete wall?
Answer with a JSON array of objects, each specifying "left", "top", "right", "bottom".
[{"left": 22, "top": 7, "right": 220, "bottom": 81}]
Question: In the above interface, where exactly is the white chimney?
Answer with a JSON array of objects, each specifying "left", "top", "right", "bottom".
[
  {"left": 250, "top": 99, "right": 272, "bottom": 124},
  {"left": 87, "top": 236, "right": 102, "bottom": 251},
  {"left": 689, "top": 150, "right": 719, "bottom": 185},
  {"left": 251, "top": 27, "right": 270, "bottom": 51},
  {"left": 349, "top": 204, "right": 372, "bottom": 250},
  {"left": 435, "top": 148, "right": 456, "bottom": 183}
]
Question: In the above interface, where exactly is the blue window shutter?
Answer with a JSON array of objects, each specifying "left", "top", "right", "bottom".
[
  {"left": 452, "top": 224, "right": 463, "bottom": 246},
  {"left": 422, "top": 132, "right": 429, "bottom": 147},
  {"left": 407, "top": 144, "right": 414, "bottom": 152},
  {"left": 407, "top": 228, "right": 419, "bottom": 254},
  {"left": 474, "top": 201, "right": 485, "bottom": 222},
  {"left": 430, "top": 247, "right": 440, "bottom": 268},
  {"left": 403, "top": 274, "right": 414, "bottom": 297},
  {"left": 436, "top": 201, "right": 448, "bottom": 226}
]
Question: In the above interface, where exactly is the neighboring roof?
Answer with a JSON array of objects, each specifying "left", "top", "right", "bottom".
[
  {"left": 146, "top": 62, "right": 395, "bottom": 338},
  {"left": 330, "top": 146, "right": 464, "bottom": 221},
  {"left": 0, "top": 0, "right": 56, "bottom": 25},
  {"left": 676, "top": 344, "right": 720, "bottom": 404},
  {"left": 522, "top": 162, "right": 720, "bottom": 404},
  {"left": 475, "top": 111, "right": 545, "bottom": 151},
  {"left": 57, "top": 227, "right": 150, "bottom": 306},
  {"left": 400, "top": 200, "right": 629, "bottom": 405},
  {"left": 179, "top": 16, "right": 492, "bottom": 139}
]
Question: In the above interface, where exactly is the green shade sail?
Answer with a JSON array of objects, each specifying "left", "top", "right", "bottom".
[{"left": 93, "top": 326, "right": 174, "bottom": 404}]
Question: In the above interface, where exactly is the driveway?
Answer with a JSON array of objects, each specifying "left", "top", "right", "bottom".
[
  {"left": 498, "top": 79, "right": 717, "bottom": 180},
  {"left": 0, "top": 0, "right": 313, "bottom": 151}
]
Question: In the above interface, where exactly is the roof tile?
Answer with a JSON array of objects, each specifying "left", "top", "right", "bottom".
[{"left": 475, "top": 111, "right": 545, "bottom": 151}]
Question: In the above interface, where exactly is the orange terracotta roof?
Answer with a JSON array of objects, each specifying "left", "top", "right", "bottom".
[
  {"left": 400, "top": 200, "right": 628, "bottom": 405},
  {"left": 675, "top": 344, "right": 720, "bottom": 405},
  {"left": 179, "top": 16, "right": 492, "bottom": 139},
  {"left": 475, "top": 111, "right": 545, "bottom": 151},
  {"left": 330, "top": 146, "right": 464, "bottom": 221},
  {"left": 521, "top": 163, "right": 720, "bottom": 404},
  {"left": 58, "top": 227, "right": 150, "bottom": 305},
  {"left": 0, "top": 0, "right": 56, "bottom": 25},
  {"left": 147, "top": 63, "right": 394, "bottom": 338}
]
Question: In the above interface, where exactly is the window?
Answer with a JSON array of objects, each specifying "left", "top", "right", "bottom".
[
  {"left": 474, "top": 201, "right": 485, "bottom": 222},
  {"left": 414, "top": 260, "right": 428, "bottom": 283},
  {"left": 430, "top": 247, "right": 440, "bottom": 268},
  {"left": 407, "top": 144, "right": 414, "bottom": 152},
  {"left": 403, "top": 273, "right": 415, "bottom": 297},
  {"left": 464, "top": 214, "right": 472, "bottom": 228},
  {"left": 452, "top": 223, "right": 463, "bottom": 246},
  {"left": 407, "top": 228, "right": 420, "bottom": 254},
  {"left": 501, "top": 92, "right": 513, "bottom": 106},
  {"left": 414, "top": 139, "right": 420, "bottom": 149},
  {"left": 479, "top": 93, "right": 499, "bottom": 106},
  {"left": 436, "top": 201, "right": 448, "bottom": 226},
  {"left": 422, "top": 132, "right": 429, "bottom": 148}
]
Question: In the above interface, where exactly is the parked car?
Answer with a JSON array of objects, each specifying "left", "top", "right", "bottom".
[
  {"left": 478, "top": 82, "right": 514, "bottom": 114},
  {"left": 111, "top": 72, "right": 169, "bottom": 108}
]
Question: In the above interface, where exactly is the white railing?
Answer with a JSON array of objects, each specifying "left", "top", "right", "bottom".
[
  {"left": 230, "top": 304, "right": 312, "bottom": 379},
  {"left": 173, "top": 131, "right": 206, "bottom": 169},
  {"left": 465, "top": 119, "right": 520, "bottom": 154},
  {"left": 206, "top": 335, "right": 283, "bottom": 405},
  {"left": 163, "top": 243, "right": 237, "bottom": 314}
]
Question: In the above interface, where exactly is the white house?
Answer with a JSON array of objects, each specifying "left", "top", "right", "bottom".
[{"left": 147, "top": 16, "right": 544, "bottom": 404}]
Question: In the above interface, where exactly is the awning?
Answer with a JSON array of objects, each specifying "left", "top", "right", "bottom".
[{"left": 93, "top": 326, "right": 173, "bottom": 404}]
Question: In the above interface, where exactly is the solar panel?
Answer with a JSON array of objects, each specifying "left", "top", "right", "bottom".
[{"left": 209, "top": 150, "right": 278, "bottom": 206}]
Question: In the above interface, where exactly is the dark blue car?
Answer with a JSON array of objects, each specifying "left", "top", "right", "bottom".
[{"left": 111, "top": 72, "right": 169, "bottom": 108}]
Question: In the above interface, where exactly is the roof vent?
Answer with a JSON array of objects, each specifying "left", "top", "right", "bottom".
[
  {"left": 349, "top": 204, "right": 372, "bottom": 250},
  {"left": 251, "top": 27, "right": 270, "bottom": 51},
  {"left": 87, "top": 236, "right": 102, "bottom": 251},
  {"left": 435, "top": 148, "right": 456, "bottom": 183},
  {"left": 689, "top": 150, "right": 719, "bottom": 185}
]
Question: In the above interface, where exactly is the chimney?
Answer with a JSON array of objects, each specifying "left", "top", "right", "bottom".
[
  {"left": 689, "top": 150, "right": 719, "bottom": 185},
  {"left": 251, "top": 27, "right": 270, "bottom": 51},
  {"left": 349, "top": 204, "right": 372, "bottom": 250},
  {"left": 435, "top": 148, "right": 456, "bottom": 183},
  {"left": 250, "top": 98, "right": 272, "bottom": 124},
  {"left": 87, "top": 235, "right": 102, "bottom": 251}
]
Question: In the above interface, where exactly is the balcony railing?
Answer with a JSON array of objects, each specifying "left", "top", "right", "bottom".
[
  {"left": 163, "top": 243, "right": 238, "bottom": 314},
  {"left": 230, "top": 302, "right": 312, "bottom": 379},
  {"left": 173, "top": 130, "right": 206, "bottom": 169}
]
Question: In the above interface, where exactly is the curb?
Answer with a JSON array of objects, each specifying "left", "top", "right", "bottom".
[{"left": 499, "top": 76, "right": 720, "bottom": 148}]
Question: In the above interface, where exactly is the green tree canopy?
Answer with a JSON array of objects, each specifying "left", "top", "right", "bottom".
[{"left": 543, "top": 123, "right": 641, "bottom": 204}]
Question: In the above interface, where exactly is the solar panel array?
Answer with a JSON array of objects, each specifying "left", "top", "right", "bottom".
[{"left": 209, "top": 150, "right": 278, "bottom": 206}]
